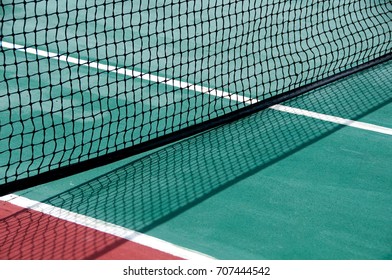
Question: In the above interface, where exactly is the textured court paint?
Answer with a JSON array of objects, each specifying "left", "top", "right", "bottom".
[
  {"left": 15, "top": 148, "right": 160, "bottom": 202},
  {"left": 1, "top": 0, "right": 391, "bottom": 186},
  {"left": 286, "top": 60, "right": 392, "bottom": 129},
  {"left": 145, "top": 126, "right": 392, "bottom": 259},
  {"left": 1, "top": 41, "right": 257, "bottom": 104},
  {"left": 358, "top": 103, "right": 392, "bottom": 129},
  {"left": 16, "top": 113, "right": 392, "bottom": 260},
  {"left": 1, "top": 194, "right": 213, "bottom": 260},
  {"left": 3, "top": 41, "right": 391, "bottom": 138},
  {"left": 12, "top": 58, "right": 392, "bottom": 259},
  {"left": 0, "top": 45, "right": 238, "bottom": 184},
  {"left": 271, "top": 104, "right": 392, "bottom": 135},
  {"left": 0, "top": 201, "right": 182, "bottom": 260},
  {"left": 140, "top": 61, "right": 392, "bottom": 259},
  {"left": 2, "top": 3, "right": 390, "bottom": 260}
]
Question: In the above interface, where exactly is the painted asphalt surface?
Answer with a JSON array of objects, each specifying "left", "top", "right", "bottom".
[{"left": 1, "top": 60, "right": 391, "bottom": 259}]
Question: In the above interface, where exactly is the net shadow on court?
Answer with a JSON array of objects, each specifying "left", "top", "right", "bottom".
[
  {"left": 1, "top": 61, "right": 391, "bottom": 259},
  {"left": 1, "top": 1, "right": 391, "bottom": 191}
]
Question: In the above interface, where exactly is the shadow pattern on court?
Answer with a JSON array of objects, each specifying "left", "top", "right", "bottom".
[
  {"left": 1, "top": 61, "right": 391, "bottom": 259},
  {"left": 1, "top": 1, "right": 391, "bottom": 187}
]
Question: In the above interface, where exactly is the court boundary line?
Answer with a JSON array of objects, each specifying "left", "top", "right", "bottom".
[
  {"left": 0, "top": 194, "right": 215, "bottom": 260},
  {"left": 1, "top": 42, "right": 391, "bottom": 195},
  {"left": 1, "top": 41, "right": 256, "bottom": 104},
  {"left": 271, "top": 105, "right": 392, "bottom": 135},
  {"left": 2, "top": 41, "right": 391, "bottom": 136}
]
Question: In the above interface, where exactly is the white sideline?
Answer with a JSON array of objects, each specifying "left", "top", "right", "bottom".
[
  {"left": 1, "top": 40, "right": 391, "bottom": 136},
  {"left": 0, "top": 194, "right": 215, "bottom": 260},
  {"left": 271, "top": 105, "right": 392, "bottom": 136},
  {"left": 1, "top": 41, "right": 257, "bottom": 104}
]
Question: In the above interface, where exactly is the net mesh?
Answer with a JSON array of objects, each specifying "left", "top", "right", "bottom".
[{"left": 0, "top": 0, "right": 391, "bottom": 188}]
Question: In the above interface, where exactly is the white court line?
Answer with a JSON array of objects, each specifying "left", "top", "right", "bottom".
[
  {"left": 271, "top": 105, "right": 392, "bottom": 136},
  {"left": 2, "top": 40, "right": 391, "bottom": 136},
  {"left": 0, "top": 194, "right": 215, "bottom": 260},
  {"left": 1, "top": 41, "right": 256, "bottom": 104}
]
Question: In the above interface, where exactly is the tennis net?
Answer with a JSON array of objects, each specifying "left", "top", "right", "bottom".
[{"left": 0, "top": 0, "right": 391, "bottom": 193}]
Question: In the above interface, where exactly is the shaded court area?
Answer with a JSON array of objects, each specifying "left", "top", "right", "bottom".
[{"left": 1, "top": 59, "right": 391, "bottom": 259}]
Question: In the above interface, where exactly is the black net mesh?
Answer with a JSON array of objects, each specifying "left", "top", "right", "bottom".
[{"left": 0, "top": 0, "right": 391, "bottom": 190}]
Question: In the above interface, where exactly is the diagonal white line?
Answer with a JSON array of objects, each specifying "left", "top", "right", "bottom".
[
  {"left": 271, "top": 105, "right": 392, "bottom": 136},
  {"left": 2, "top": 40, "right": 391, "bottom": 135},
  {"left": 1, "top": 41, "right": 257, "bottom": 104},
  {"left": 0, "top": 194, "right": 215, "bottom": 260}
]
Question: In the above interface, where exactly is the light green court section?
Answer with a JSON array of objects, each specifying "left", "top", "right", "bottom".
[
  {"left": 146, "top": 126, "right": 391, "bottom": 259},
  {"left": 286, "top": 60, "right": 392, "bottom": 129},
  {"left": 143, "top": 60, "right": 392, "bottom": 259},
  {"left": 17, "top": 60, "right": 392, "bottom": 259}
]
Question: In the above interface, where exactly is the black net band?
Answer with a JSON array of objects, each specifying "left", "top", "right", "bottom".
[{"left": 1, "top": 1, "right": 391, "bottom": 193}]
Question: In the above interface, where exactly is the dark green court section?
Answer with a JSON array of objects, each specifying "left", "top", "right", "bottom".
[{"left": 17, "top": 60, "right": 392, "bottom": 259}]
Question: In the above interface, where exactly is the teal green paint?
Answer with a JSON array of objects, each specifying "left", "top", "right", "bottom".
[
  {"left": 2, "top": 1, "right": 390, "bottom": 184},
  {"left": 146, "top": 126, "right": 392, "bottom": 260},
  {"left": 285, "top": 60, "right": 392, "bottom": 128},
  {"left": 2, "top": 1, "right": 391, "bottom": 259},
  {"left": 358, "top": 103, "right": 392, "bottom": 129},
  {"left": 19, "top": 111, "right": 392, "bottom": 259},
  {"left": 1, "top": 49, "right": 236, "bottom": 183},
  {"left": 16, "top": 145, "right": 165, "bottom": 201},
  {"left": 17, "top": 59, "right": 392, "bottom": 259}
]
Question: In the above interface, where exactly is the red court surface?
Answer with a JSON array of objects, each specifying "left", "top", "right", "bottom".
[{"left": 0, "top": 200, "right": 182, "bottom": 260}]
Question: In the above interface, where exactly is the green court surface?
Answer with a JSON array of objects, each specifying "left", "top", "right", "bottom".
[
  {"left": 14, "top": 60, "right": 392, "bottom": 259},
  {"left": 1, "top": 0, "right": 391, "bottom": 183},
  {"left": 1, "top": 0, "right": 391, "bottom": 260}
]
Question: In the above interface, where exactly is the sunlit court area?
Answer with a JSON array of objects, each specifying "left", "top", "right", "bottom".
[{"left": 0, "top": 0, "right": 391, "bottom": 262}]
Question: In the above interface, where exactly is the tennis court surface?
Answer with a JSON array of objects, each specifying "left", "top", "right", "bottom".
[{"left": 1, "top": 0, "right": 391, "bottom": 259}]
